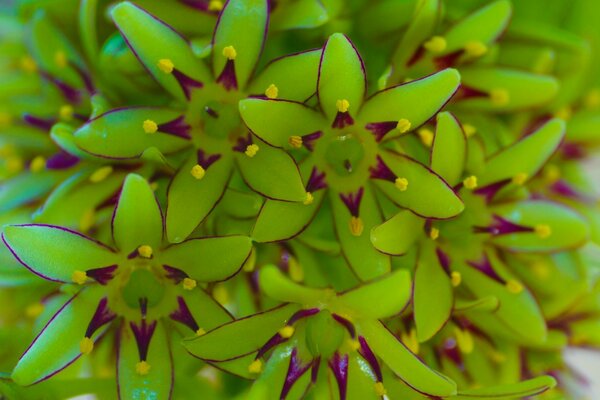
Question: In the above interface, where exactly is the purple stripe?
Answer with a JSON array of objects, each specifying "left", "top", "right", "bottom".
[
  {"left": 473, "top": 215, "right": 533, "bottom": 236},
  {"left": 305, "top": 167, "right": 327, "bottom": 192},
  {"left": 287, "top": 308, "right": 320, "bottom": 326},
  {"left": 197, "top": 149, "right": 222, "bottom": 169},
  {"left": 85, "top": 297, "right": 116, "bottom": 337},
  {"left": 172, "top": 69, "right": 204, "bottom": 100},
  {"left": 467, "top": 255, "right": 504, "bottom": 284},
  {"left": 163, "top": 265, "right": 189, "bottom": 283},
  {"left": 365, "top": 121, "right": 398, "bottom": 142},
  {"left": 159, "top": 115, "right": 192, "bottom": 139},
  {"left": 302, "top": 131, "right": 322, "bottom": 151},
  {"left": 130, "top": 319, "right": 157, "bottom": 361},
  {"left": 86, "top": 265, "right": 118, "bottom": 285},
  {"left": 358, "top": 336, "right": 382, "bottom": 381},
  {"left": 46, "top": 151, "right": 80, "bottom": 170},
  {"left": 473, "top": 179, "right": 511, "bottom": 202},
  {"left": 170, "top": 296, "right": 200, "bottom": 332},
  {"left": 256, "top": 333, "right": 287, "bottom": 359},
  {"left": 332, "top": 314, "right": 356, "bottom": 338},
  {"left": 23, "top": 114, "right": 55, "bottom": 131},
  {"left": 339, "top": 187, "right": 364, "bottom": 217},
  {"left": 328, "top": 353, "right": 349, "bottom": 400},
  {"left": 280, "top": 348, "right": 311, "bottom": 399},
  {"left": 369, "top": 155, "right": 396, "bottom": 182},
  {"left": 216, "top": 60, "right": 238, "bottom": 91},
  {"left": 331, "top": 111, "right": 354, "bottom": 129}
]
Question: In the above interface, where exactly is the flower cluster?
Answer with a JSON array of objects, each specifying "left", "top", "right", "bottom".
[{"left": 1, "top": 0, "right": 600, "bottom": 399}]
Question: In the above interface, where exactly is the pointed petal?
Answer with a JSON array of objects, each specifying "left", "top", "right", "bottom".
[
  {"left": 259, "top": 264, "right": 332, "bottom": 304},
  {"left": 346, "top": 353, "right": 381, "bottom": 400},
  {"left": 270, "top": 0, "right": 328, "bottom": 30},
  {"left": 0, "top": 171, "right": 66, "bottom": 214},
  {"left": 456, "top": 376, "right": 556, "bottom": 399},
  {"left": 370, "top": 210, "right": 424, "bottom": 256},
  {"left": 430, "top": 112, "right": 467, "bottom": 186},
  {"left": 178, "top": 288, "right": 233, "bottom": 332}
]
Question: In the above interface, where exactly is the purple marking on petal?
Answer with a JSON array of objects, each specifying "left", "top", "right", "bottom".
[
  {"left": 455, "top": 85, "right": 488, "bottom": 101},
  {"left": 302, "top": 131, "right": 322, "bottom": 151},
  {"left": 86, "top": 265, "right": 118, "bottom": 285},
  {"left": 70, "top": 62, "right": 95, "bottom": 94},
  {"left": 339, "top": 187, "right": 364, "bottom": 217},
  {"left": 467, "top": 255, "right": 504, "bottom": 284},
  {"left": 306, "top": 167, "right": 327, "bottom": 192},
  {"left": 407, "top": 46, "right": 425, "bottom": 67},
  {"left": 130, "top": 318, "right": 157, "bottom": 361},
  {"left": 127, "top": 248, "right": 139, "bottom": 259},
  {"left": 85, "top": 297, "right": 116, "bottom": 337},
  {"left": 23, "top": 114, "right": 56, "bottom": 131},
  {"left": 551, "top": 180, "right": 591, "bottom": 202},
  {"left": 170, "top": 296, "right": 200, "bottom": 332},
  {"left": 434, "top": 51, "right": 463, "bottom": 70},
  {"left": 216, "top": 60, "right": 238, "bottom": 91},
  {"left": 473, "top": 215, "right": 533, "bottom": 236},
  {"left": 358, "top": 336, "right": 382, "bottom": 381},
  {"left": 365, "top": 121, "right": 399, "bottom": 142},
  {"left": 328, "top": 352, "right": 349, "bottom": 400},
  {"left": 139, "top": 297, "right": 148, "bottom": 318},
  {"left": 232, "top": 134, "right": 253, "bottom": 153},
  {"left": 40, "top": 71, "right": 81, "bottom": 104},
  {"left": 163, "top": 265, "right": 189, "bottom": 284},
  {"left": 204, "top": 106, "right": 219, "bottom": 118},
  {"left": 280, "top": 348, "right": 312, "bottom": 400},
  {"left": 442, "top": 338, "right": 462, "bottom": 366},
  {"left": 473, "top": 179, "right": 511, "bottom": 202},
  {"left": 179, "top": 0, "right": 219, "bottom": 13},
  {"left": 369, "top": 155, "right": 396, "bottom": 182},
  {"left": 287, "top": 308, "right": 320, "bottom": 326},
  {"left": 332, "top": 314, "right": 356, "bottom": 338},
  {"left": 561, "top": 142, "right": 586, "bottom": 160},
  {"left": 256, "top": 332, "right": 287, "bottom": 359},
  {"left": 197, "top": 149, "right": 221, "bottom": 169},
  {"left": 311, "top": 356, "right": 321, "bottom": 383},
  {"left": 436, "top": 247, "right": 451, "bottom": 274},
  {"left": 332, "top": 111, "right": 354, "bottom": 129},
  {"left": 46, "top": 151, "right": 80, "bottom": 170},
  {"left": 158, "top": 115, "right": 192, "bottom": 139},
  {"left": 172, "top": 69, "right": 204, "bottom": 100}
]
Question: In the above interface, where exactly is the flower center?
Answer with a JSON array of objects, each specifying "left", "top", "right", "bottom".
[
  {"left": 122, "top": 269, "right": 166, "bottom": 309},
  {"left": 324, "top": 134, "right": 365, "bottom": 177}
]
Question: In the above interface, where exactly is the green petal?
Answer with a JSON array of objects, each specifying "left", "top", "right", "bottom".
[
  {"left": 166, "top": 154, "right": 233, "bottom": 243},
  {"left": 0, "top": 171, "right": 65, "bottom": 213},
  {"left": 183, "top": 304, "right": 299, "bottom": 361},
  {"left": 567, "top": 111, "right": 600, "bottom": 144},
  {"left": 375, "top": 151, "right": 464, "bottom": 219},
  {"left": 318, "top": 33, "right": 366, "bottom": 121},
  {"left": 2, "top": 224, "right": 118, "bottom": 282},
  {"left": 12, "top": 287, "right": 105, "bottom": 385},
  {"left": 248, "top": 49, "right": 321, "bottom": 101},
  {"left": 455, "top": 376, "right": 556, "bottom": 399},
  {"left": 160, "top": 236, "right": 252, "bottom": 282},
  {"left": 239, "top": 99, "right": 325, "bottom": 148},
  {"left": 479, "top": 119, "right": 565, "bottom": 186},
  {"left": 212, "top": 0, "right": 268, "bottom": 89},
  {"left": 117, "top": 321, "right": 173, "bottom": 400},
  {"left": 246, "top": 343, "right": 297, "bottom": 398},
  {"left": 74, "top": 107, "right": 190, "bottom": 159},
  {"left": 179, "top": 288, "right": 233, "bottom": 333},
  {"left": 357, "top": 319, "right": 457, "bottom": 397},
  {"left": 259, "top": 264, "right": 332, "bottom": 305},
  {"left": 370, "top": 210, "right": 424, "bottom": 255},
  {"left": 235, "top": 143, "right": 306, "bottom": 202},
  {"left": 111, "top": 1, "right": 211, "bottom": 100},
  {"left": 454, "top": 296, "right": 499, "bottom": 312},
  {"left": 332, "top": 269, "right": 411, "bottom": 319},
  {"left": 347, "top": 353, "right": 380, "bottom": 400},
  {"left": 270, "top": 0, "right": 328, "bottom": 30},
  {"left": 430, "top": 112, "right": 466, "bottom": 186}
]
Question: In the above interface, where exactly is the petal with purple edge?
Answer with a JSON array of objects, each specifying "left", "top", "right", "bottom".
[
  {"left": 328, "top": 353, "right": 349, "bottom": 400},
  {"left": 177, "top": 287, "right": 233, "bottom": 332},
  {"left": 370, "top": 210, "right": 424, "bottom": 256},
  {"left": 346, "top": 352, "right": 381, "bottom": 400},
  {"left": 259, "top": 264, "right": 332, "bottom": 305},
  {"left": 431, "top": 112, "right": 466, "bottom": 186}
]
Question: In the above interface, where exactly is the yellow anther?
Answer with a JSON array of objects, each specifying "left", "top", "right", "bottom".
[
  {"left": 349, "top": 216, "right": 364, "bottom": 237},
  {"left": 395, "top": 177, "right": 408, "bottom": 191},
  {"left": 29, "top": 156, "right": 46, "bottom": 173},
  {"left": 279, "top": 326, "right": 295, "bottom": 338},
  {"left": 190, "top": 164, "right": 206, "bottom": 180},
  {"left": 584, "top": 89, "right": 600, "bottom": 109},
  {"left": 72, "top": 270, "right": 88, "bottom": 285},
  {"left": 464, "top": 41, "right": 488, "bottom": 58},
  {"left": 347, "top": 339, "right": 360, "bottom": 351},
  {"left": 450, "top": 271, "right": 462, "bottom": 287},
  {"left": 463, "top": 175, "right": 478, "bottom": 190},
  {"left": 489, "top": 349, "right": 507, "bottom": 363},
  {"left": 157, "top": 58, "right": 174, "bottom": 74},
  {"left": 265, "top": 84, "right": 278, "bottom": 99},
  {"left": 553, "top": 107, "right": 572, "bottom": 121},
  {"left": 374, "top": 382, "right": 387, "bottom": 396},
  {"left": 20, "top": 56, "right": 37, "bottom": 73},
  {"left": 288, "top": 135, "right": 303, "bottom": 149},
  {"left": 183, "top": 277, "right": 197, "bottom": 290},
  {"left": 403, "top": 77, "right": 414, "bottom": 83},
  {"left": 454, "top": 327, "right": 474, "bottom": 354},
  {"left": 213, "top": 284, "right": 229, "bottom": 305},
  {"left": 0, "top": 111, "right": 12, "bottom": 128},
  {"left": 532, "top": 261, "right": 549, "bottom": 279},
  {"left": 336, "top": 99, "right": 350, "bottom": 113},
  {"left": 423, "top": 36, "right": 447, "bottom": 53},
  {"left": 417, "top": 128, "right": 434, "bottom": 147},
  {"left": 289, "top": 257, "right": 304, "bottom": 282},
  {"left": 136, "top": 361, "right": 151, "bottom": 375},
  {"left": 512, "top": 172, "right": 528, "bottom": 186},
  {"left": 208, "top": 0, "right": 223, "bottom": 11},
  {"left": 222, "top": 46, "right": 237, "bottom": 60},
  {"left": 248, "top": 359, "right": 263, "bottom": 374},
  {"left": 303, "top": 192, "right": 314, "bottom": 206},
  {"left": 401, "top": 329, "right": 419, "bottom": 354},
  {"left": 429, "top": 227, "right": 439, "bottom": 240},
  {"left": 80, "top": 337, "right": 94, "bottom": 355},
  {"left": 79, "top": 209, "right": 96, "bottom": 233},
  {"left": 505, "top": 279, "right": 524, "bottom": 294},
  {"left": 25, "top": 302, "right": 44, "bottom": 318},
  {"left": 396, "top": 118, "right": 411, "bottom": 133},
  {"left": 463, "top": 123, "right": 477, "bottom": 137},
  {"left": 143, "top": 119, "right": 158, "bottom": 134},
  {"left": 138, "top": 245, "right": 153, "bottom": 259},
  {"left": 54, "top": 51, "right": 67, "bottom": 68},
  {"left": 242, "top": 248, "right": 257, "bottom": 272},
  {"left": 59, "top": 105, "right": 74, "bottom": 121},
  {"left": 89, "top": 166, "right": 113, "bottom": 183},
  {"left": 6, "top": 156, "right": 23, "bottom": 173},
  {"left": 245, "top": 144, "right": 259, "bottom": 157},
  {"left": 490, "top": 88, "right": 509, "bottom": 106},
  {"left": 150, "top": 182, "right": 159, "bottom": 191},
  {"left": 535, "top": 224, "right": 552, "bottom": 239},
  {"left": 544, "top": 164, "right": 560, "bottom": 183},
  {"left": 196, "top": 328, "right": 206, "bottom": 336}
]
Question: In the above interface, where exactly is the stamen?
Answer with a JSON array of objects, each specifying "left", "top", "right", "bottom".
[
  {"left": 183, "top": 277, "right": 197, "bottom": 290},
  {"left": 347, "top": 339, "right": 360, "bottom": 351},
  {"left": 288, "top": 135, "right": 303, "bottom": 149},
  {"left": 130, "top": 319, "right": 158, "bottom": 366},
  {"left": 584, "top": 89, "right": 600, "bottom": 109},
  {"left": 396, "top": 118, "right": 411, "bottom": 133},
  {"left": 196, "top": 328, "right": 206, "bottom": 336},
  {"left": 332, "top": 100, "right": 354, "bottom": 128},
  {"left": 80, "top": 337, "right": 94, "bottom": 355},
  {"left": 280, "top": 348, "right": 312, "bottom": 400},
  {"left": 339, "top": 187, "right": 364, "bottom": 217},
  {"left": 248, "top": 359, "right": 263, "bottom": 374},
  {"left": 424, "top": 36, "right": 447, "bottom": 53},
  {"left": 490, "top": 88, "right": 510, "bottom": 106},
  {"left": 328, "top": 353, "right": 349, "bottom": 400},
  {"left": 430, "top": 227, "right": 439, "bottom": 240},
  {"left": 303, "top": 192, "right": 314, "bottom": 205},
  {"left": 82, "top": 297, "right": 116, "bottom": 351},
  {"left": 163, "top": 265, "right": 189, "bottom": 284},
  {"left": 54, "top": 51, "right": 67, "bottom": 68},
  {"left": 287, "top": 308, "right": 320, "bottom": 326},
  {"left": 86, "top": 265, "right": 118, "bottom": 285},
  {"left": 278, "top": 326, "right": 295, "bottom": 338},
  {"left": 245, "top": 144, "right": 259, "bottom": 157},
  {"left": 72, "top": 270, "right": 88, "bottom": 285},
  {"left": 157, "top": 59, "right": 175, "bottom": 74},
  {"left": 302, "top": 131, "right": 323, "bottom": 151},
  {"left": 25, "top": 302, "right": 44, "bottom": 318},
  {"left": 417, "top": 128, "right": 434, "bottom": 147},
  {"left": 532, "top": 262, "right": 549, "bottom": 279},
  {"left": 170, "top": 296, "right": 200, "bottom": 332},
  {"left": 20, "top": 56, "right": 37, "bottom": 73},
  {"left": 553, "top": 107, "right": 572, "bottom": 121},
  {"left": 451, "top": 271, "right": 462, "bottom": 287},
  {"left": 400, "top": 329, "right": 419, "bottom": 354},
  {"left": 365, "top": 121, "right": 398, "bottom": 142},
  {"left": 395, "top": 177, "right": 408, "bottom": 191},
  {"left": 512, "top": 172, "right": 528, "bottom": 186},
  {"left": 143, "top": 119, "right": 158, "bottom": 134},
  {"left": 454, "top": 327, "right": 474, "bottom": 354},
  {"left": 30, "top": 156, "right": 46, "bottom": 173},
  {"left": 463, "top": 175, "right": 478, "bottom": 190},
  {"left": 463, "top": 123, "right": 477, "bottom": 137},
  {"left": 535, "top": 224, "right": 552, "bottom": 239},
  {"left": 79, "top": 209, "right": 96, "bottom": 233},
  {"left": 544, "top": 164, "right": 561, "bottom": 183},
  {"left": 138, "top": 245, "right": 153, "bottom": 259},
  {"left": 222, "top": 46, "right": 237, "bottom": 60},
  {"left": 374, "top": 382, "right": 387, "bottom": 396},
  {"left": 157, "top": 116, "right": 192, "bottom": 139},
  {"left": 89, "top": 166, "right": 113, "bottom": 183},
  {"left": 59, "top": 105, "right": 74, "bottom": 121},
  {"left": 289, "top": 257, "right": 304, "bottom": 282},
  {"left": 190, "top": 164, "right": 205, "bottom": 180},
  {"left": 305, "top": 167, "right": 327, "bottom": 192},
  {"left": 464, "top": 41, "right": 488, "bottom": 57},
  {"left": 265, "top": 84, "right": 278, "bottom": 99},
  {"left": 208, "top": 0, "right": 223, "bottom": 11},
  {"left": 136, "top": 361, "right": 151, "bottom": 375},
  {"left": 506, "top": 279, "right": 524, "bottom": 294},
  {"left": 349, "top": 216, "right": 364, "bottom": 237},
  {"left": 332, "top": 314, "right": 356, "bottom": 338}
]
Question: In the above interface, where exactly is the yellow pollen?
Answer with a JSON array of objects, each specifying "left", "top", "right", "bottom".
[
  {"left": 395, "top": 177, "right": 408, "bottom": 191},
  {"left": 213, "top": 284, "right": 229, "bottom": 305},
  {"left": 347, "top": 339, "right": 360, "bottom": 351},
  {"left": 396, "top": 118, "right": 411, "bottom": 133},
  {"left": 429, "top": 227, "right": 439, "bottom": 240},
  {"left": 150, "top": 182, "right": 159, "bottom": 191},
  {"left": 248, "top": 359, "right": 263, "bottom": 374},
  {"left": 489, "top": 350, "right": 507, "bottom": 363},
  {"left": 532, "top": 261, "right": 549, "bottom": 279},
  {"left": 288, "top": 135, "right": 303, "bottom": 149},
  {"left": 450, "top": 271, "right": 462, "bottom": 287},
  {"left": 54, "top": 51, "right": 67, "bottom": 68},
  {"left": 553, "top": 106, "right": 572, "bottom": 121},
  {"left": 403, "top": 77, "right": 414, "bottom": 83},
  {"left": 584, "top": 89, "right": 600, "bottom": 109},
  {"left": 454, "top": 328, "right": 474, "bottom": 354},
  {"left": 25, "top": 302, "right": 44, "bottom": 318},
  {"left": 349, "top": 216, "right": 364, "bottom": 237},
  {"left": 265, "top": 84, "right": 278, "bottom": 99},
  {"left": 245, "top": 144, "right": 259, "bottom": 157},
  {"left": 242, "top": 248, "right": 256, "bottom": 272},
  {"left": 0, "top": 111, "right": 12, "bottom": 128},
  {"left": 72, "top": 270, "right": 88, "bottom": 285},
  {"left": 183, "top": 277, "right": 197, "bottom": 290},
  {"left": 138, "top": 245, "right": 153, "bottom": 258},
  {"left": 463, "top": 175, "right": 478, "bottom": 190},
  {"left": 20, "top": 56, "right": 37, "bottom": 73},
  {"left": 401, "top": 329, "right": 419, "bottom": 354},
  {"left": 418, "top": 128, "right": 434, "bottom": 147},
  {"left": 505, "top": 279, "right": 524, "bottom": 294},
  {"left": 289, "top": 257, "right": 304, "bottom": 282},
  {"left": 208, "top": 0, "right": 223, "bottom": 11},
  {"left": 79, "top": 208, "right": 96, "bottom": 233},
  {"left": 336, "top": 99, "right": 350, "bottom": 113},
  {"left": 190, "top": 164, "right": 206, "bottom": 180},
  {"left": 544, "top": 164, "right": 561, "bottom": 183},
  {"left": 30, "top": 156, "right": 46, "bottom": 173},
  {"left": 59, "top": 105, "right": 74, "bottom": 121},
  {"left": 374, "top": 382, "right": 387, "bottom": 396},
  {"left": 143, "top": 119, "right": 158, "bottom": 134},
  {"left": 512, "top": 172, "right": 528, "bottom": 186},
  {"left": 535, "top": 224, "right": 552, "bottom": 239},
  {"left": 490, "top": 89, "right": 509, "bottom": 106},
  {"left": 136, "top": 361, "right": 151, "bottom": 375},
  {"left": 157, "top": 58, "right": 174, "bottom": 74},
  {"left": 222, "top": 46, "right": 237, "bottom": 60},
  {"left": 424, "top": 36, "right": 447, "bottom": 53},
  {"left": 464, "top": 41, "right": 488, "bottom": 57},
  {"left": 89, "top": 166, "right": 113, "bottom": 183},
  {"left": 196, "top": 328, "right": 206, "bottom": 336},
  {"left": 80, "top": 337, "right": 94, "bottom": 355},
  {"left": 6, "top": 156, "right": 24, "bottom": 174},
  {"left": 463, "top": 123, "right": 477, "bottom": 137},
  {"left": 279, "top": 326, "right": 295, "bottom": 338}
]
